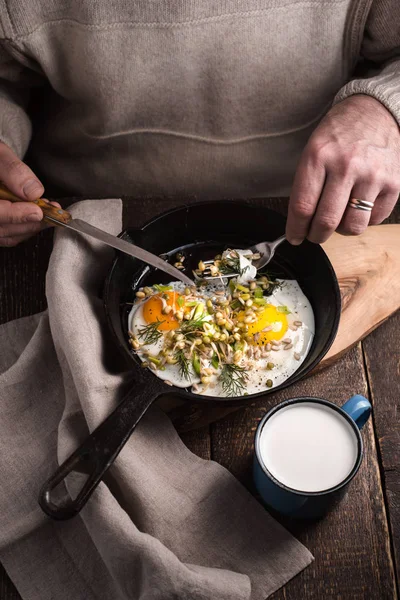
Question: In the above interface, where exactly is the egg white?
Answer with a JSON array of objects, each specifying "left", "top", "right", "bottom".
[
  {"left": 128, "top": 275, "right": 314, "bottom": 396},
  {"left": 196, "top": 280, "right": 314, "bottom": 396},
  {"left": 129, "top": 282, "right": 199, "bottom": 387}
]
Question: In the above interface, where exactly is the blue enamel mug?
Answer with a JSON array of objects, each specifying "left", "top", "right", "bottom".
[{"left": 253, "top": 395, "right": 371, "bottom": 519}]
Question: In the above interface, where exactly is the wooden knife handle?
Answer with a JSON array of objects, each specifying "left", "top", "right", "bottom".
[{"left": 0, "top": 182, "right": 72, "bottom": 226}]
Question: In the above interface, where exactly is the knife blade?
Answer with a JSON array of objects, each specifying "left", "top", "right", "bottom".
[
  {"left": 0, "top": 182, "right": 194, "bottom": 286},
  {"left": 55, "top": 217, "right": 195, "bottom": 286}
]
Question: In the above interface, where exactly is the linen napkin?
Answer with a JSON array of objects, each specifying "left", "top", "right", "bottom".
[{"left": 0, "top": 199, "right": 313, "bottom": 600}]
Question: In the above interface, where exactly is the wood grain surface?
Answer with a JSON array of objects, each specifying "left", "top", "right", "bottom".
[
  {"left": 211, "top": 344, "right": 397, "bottom": 600},
  {"left": 321, "top": 224, "right": 400, "bottom": 368},
  {"left": 363, "top": 310, "right": 400, "bottom": 588},
  {"left": 159, "top": 215, "right": 400, "bottom": 431},
  {"left": 0, "top": 196, "right": 399, "bottom": 600}
]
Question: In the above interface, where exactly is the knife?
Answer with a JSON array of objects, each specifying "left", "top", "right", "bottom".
[{"left": 0, "top": 183, "right": 195, "bottom": 287}]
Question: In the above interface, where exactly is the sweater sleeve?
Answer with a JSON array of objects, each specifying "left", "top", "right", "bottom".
[
  {"left": 333, "top": 0, "right": 400, "bottom": 124},
  {"left": 0, "top": 41, "right": 44, "bottom": 158}
]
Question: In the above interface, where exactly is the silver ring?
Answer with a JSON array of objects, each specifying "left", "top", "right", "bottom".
[{"left": 348, "top": 198, "right": 374, "bottom": 212}]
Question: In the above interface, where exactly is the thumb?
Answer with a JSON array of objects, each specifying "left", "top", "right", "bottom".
[{"left": 0, "top": 142, "right": 44, "bottom": 203}]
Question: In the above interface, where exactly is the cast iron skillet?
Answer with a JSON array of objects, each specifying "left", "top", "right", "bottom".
[{"left": 39, "top": 201, "right": 341, "bottom": 520}]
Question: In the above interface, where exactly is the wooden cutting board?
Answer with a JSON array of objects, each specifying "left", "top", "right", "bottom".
[
  {"left": 318, "top": 223, "right": 400, "bottom": 368},
  {"left": 160, "top": 224, "right": 400, "bottom": 430}
]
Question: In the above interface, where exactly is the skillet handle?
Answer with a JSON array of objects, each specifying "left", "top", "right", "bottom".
[{"left": 38, "top": 379, "right": 161, "bottom": 520}]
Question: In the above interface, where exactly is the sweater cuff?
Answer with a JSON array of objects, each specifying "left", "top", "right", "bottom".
[
  {"left": 0, "top": 96, "right": 32, "bottom": 158},
  {"left": 333, "top": 58, "right": 400, "bottom": 127}
]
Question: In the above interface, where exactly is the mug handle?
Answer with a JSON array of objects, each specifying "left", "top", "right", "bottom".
[{"left": 342, "top": 395, "right": 371, "bottom": 430}]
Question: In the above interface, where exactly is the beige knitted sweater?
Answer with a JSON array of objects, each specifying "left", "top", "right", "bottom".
[{"left": 0, "top": 0, "right": 399, "bottom": 199}]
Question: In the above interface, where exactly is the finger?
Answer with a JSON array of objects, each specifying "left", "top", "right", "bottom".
[
  {"left": 286, "top": 150, "right": 326, "bottom": 245},
  {"left": 25, "top": 197, "right": 61, "bottom": 224},
  {"left": 307, "top": 175, "right": 353, "bottom": 243},
  {"left": 35, "top": 199, "right": 60, "bottom": 227},
  {"left": 337, "top": 183, "right": 380, "bottom": 236},
  {"left": 0, "top": 199, "right": 44, "bottom": 225},
  {"left": 0, "top": 221, "right": 44, "bottom": 238},
  {"left": 0, "top": 142, "right": 44, "bottom": 208},
  {"left": 369, "top": 186, "right": 399, "bottom": 225},
  {"left": 0, "top": 233, "right": 36, "bottom": 247},
  {"left": 41, "top": 198, "right": 61, "bottom": 209}
]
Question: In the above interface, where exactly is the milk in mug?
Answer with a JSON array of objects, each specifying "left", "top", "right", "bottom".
[{"left": 259, "top": 402, "right": 359, "bottom": 492}]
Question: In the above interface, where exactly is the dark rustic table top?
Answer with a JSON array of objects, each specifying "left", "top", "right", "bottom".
[{"left": 0, "top": 196, "right": 399, "bottom": 600}]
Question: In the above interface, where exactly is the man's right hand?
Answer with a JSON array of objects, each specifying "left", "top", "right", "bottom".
[{"left": 0, "top": 141, "right": 47, "bottom": 247}]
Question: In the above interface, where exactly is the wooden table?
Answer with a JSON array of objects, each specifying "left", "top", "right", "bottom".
[{"left": 0, "top": 197, "right": 399, "bottom": 600}]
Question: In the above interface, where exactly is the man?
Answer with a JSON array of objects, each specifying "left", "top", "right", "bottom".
[{"left": 0, "top": 0, "right": 398, "bottom": 247}]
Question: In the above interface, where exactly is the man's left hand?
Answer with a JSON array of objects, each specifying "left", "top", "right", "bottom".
[{"left": 286, "top": 94, "right": 400, "bottom": 244}]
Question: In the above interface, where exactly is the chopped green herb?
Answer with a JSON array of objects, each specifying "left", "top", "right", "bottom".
[
  {"left": 153, "top": 284, "right": 172, "bottom": 292},
  {"left": 175, "top": 350, "right": 192, "bottom": 380},
  {"left": 277, "top": 305, "right": 291, "bottom": 315},
  {"left": 177, "top": 296, "right": 184, "bottom": 307},
  {"left": 137, "top": 319, "right": 165, "bottom": 344},
  {"left": 259, "top": 276, "right": 282, "bottom": 296},
  {"left": 230, "top": 300, "right": 241, "bottom": 311},
  {"left": 147, "top": 355, "right": 162, "bottom": 365},
  {"left": 219, "top": 363, "right": 249, "bottom": 397},
  {"left": 179, "top": 314, "right": 208, "bottom": 334},
  {"left": 192, "top": 303, "right": 205, "bottom": 320},
  {"left": 219, "top": 250, "right": 249, "bottom": 277},
  {"left": 147, "top": 356, "right": 166, "bottom": 371},
  {"left": 192, "top": 352, "right": 201, "bottom": 376},
  {"left": 211, "top": 352, "right": 219, "bottom": 369}
]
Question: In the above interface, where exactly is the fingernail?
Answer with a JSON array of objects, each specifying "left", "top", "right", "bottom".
[
  {"left": 289, "top": 238, "right": 303, "bottom": 246},
  {"left": 23, "top": 179, "right": 43, "bottom": 199},
  {"left": 25, "top": 212, "right": 42, "bottom": 222}
]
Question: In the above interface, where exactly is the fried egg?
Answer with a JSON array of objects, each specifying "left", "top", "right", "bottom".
[
  {"left": 200, "top": 280, "right": 314, "bottom": 396},
  {"left": 129, "top": 282, "right": 218, "bottom": 388},
  {"left": 128, "top": 259, "right": 314, "bottom": 396}
]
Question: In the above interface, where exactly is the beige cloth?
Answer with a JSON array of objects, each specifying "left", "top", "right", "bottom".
[
  {"left": 0, "top": 1, "right": 400, "bottom": 199},
  {"left": 0, "top": 199, "right": 313, "bottom": 600}
]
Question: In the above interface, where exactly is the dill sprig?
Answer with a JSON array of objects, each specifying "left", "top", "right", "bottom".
[
  {"left": 175, "top": 349, "right": 192, "bottom": 380},
  {"left": 219, "top": 363, "right": 249, "bottom": 397},
  {"left": 179, "top": 315, "right": 208, "bottom": 335},
  {"left": 137, "top": 319, "right": 165, "bottom": 345},
  {"left": 256, "top": 271, "right": 283, "bottom": 295},
  {"left": 219, "top": 250, "right": 249, "bottom": 277},
  {"left": 178, "top": 304, "right": 209, "bottom": 336},
  {"left": 263, "top": 279, "right": 282, "bottom": 296}
]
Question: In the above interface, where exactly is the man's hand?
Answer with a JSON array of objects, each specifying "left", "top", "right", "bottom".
[
  {"left": 286, "top": 95, "right": 400, "bottom": 244},
  {"left": 0, "top": 141, "right": 49, "bottom": 247}
]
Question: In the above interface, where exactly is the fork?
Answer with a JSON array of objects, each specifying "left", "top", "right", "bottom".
[{"left": 194, "top": 234, "right": 286, "bottom": 282}]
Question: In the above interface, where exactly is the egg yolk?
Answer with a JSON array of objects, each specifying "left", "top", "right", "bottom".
[
  {"left": 238, "top": 304, "right": 288, "bottom": 344},
  {"left": 142, "top": 291, "right": 182, "bottom": 331}
]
